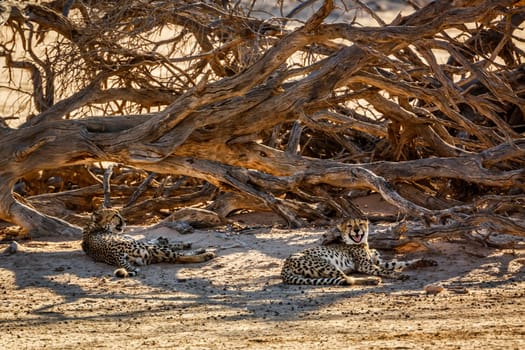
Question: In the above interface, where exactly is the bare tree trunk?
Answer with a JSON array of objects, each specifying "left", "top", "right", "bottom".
[{"left": 0, "top": 0, "right": 523, "bottom": 245}]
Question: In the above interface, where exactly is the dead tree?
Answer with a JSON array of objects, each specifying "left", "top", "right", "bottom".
[{"left": 0, "top": 0, "right": 524, "bottom": 248}]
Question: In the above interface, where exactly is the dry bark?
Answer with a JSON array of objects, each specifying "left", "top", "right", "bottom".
[{"left": 0, "top": 0, "right": 524, "bottom": 246}]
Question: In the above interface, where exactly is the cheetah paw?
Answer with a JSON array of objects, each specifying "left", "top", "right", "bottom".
[
  {"left": 203, "top": 251, "right": 216, "bottom": 260},
  {"left": 398, "top": 274, "right": 410, "bottom": 281},
  {"left": 174, "top": 241, "right": 192, "bottom": 249},
  {"left": 349, "top": 276, "right": 382, "bottom": 286},
  {"left": 154, "top": 236, "right": 170, "bottom": 246},
  {"left": 114, "top": 268, "right": 139, "bottom": 278},
  {"left": 364, "top": 277, "right": 382, "bottom": 285}
]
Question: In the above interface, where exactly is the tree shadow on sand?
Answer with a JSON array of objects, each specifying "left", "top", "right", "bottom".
[{"left": 1, "top": 225, "right": 524, "bottom": 329}]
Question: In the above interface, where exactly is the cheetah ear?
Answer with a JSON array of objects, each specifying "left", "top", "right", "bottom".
[
  {"left": 91, "top": 211, "right": 100, "bottom": 221},
  {"left": 336, "top": 221, "right": 347, "bottom": 233}
]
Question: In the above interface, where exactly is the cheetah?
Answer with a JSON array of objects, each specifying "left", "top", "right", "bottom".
[
  {"left": 281, "top": 218, "right": 437, "bottom": 285},
  {"left": 81, "top": 208, "right": 215, "bottom": 278}
]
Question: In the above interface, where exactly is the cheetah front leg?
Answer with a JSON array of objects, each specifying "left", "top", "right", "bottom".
[
  {"left": 357, "top": 258, "right": 408, "bottom": 280},
  {"left": 174, "top": 250, "right": 216, "bottom": 263},
  {"left": 150, "top": 236, "right": 193, "bottom": 250},
  {"left": 370, "top": 249, "right": 437, "bottom": 272}
]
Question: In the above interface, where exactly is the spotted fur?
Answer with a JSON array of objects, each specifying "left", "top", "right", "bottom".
[
  {"left": 281, "top": 218, "right": 437, "bottom": 285},
  {"left": 82, "top": 208, "right": 215, "bottom": 277}
]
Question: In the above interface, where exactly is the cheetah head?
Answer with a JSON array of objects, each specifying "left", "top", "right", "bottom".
[
  {"left": 337, "top": 218, "right": 369, "bottom": 245},
  {"left": 91, "top": 208, "right": 126, "bottom": 234}
]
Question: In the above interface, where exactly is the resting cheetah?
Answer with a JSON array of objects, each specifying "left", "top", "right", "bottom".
[
  {"left": 82, "top": 208, "right": 215, "bottom": 277},
  {"left": 281, "top": 218, "right": 437, "bottom": 285}
]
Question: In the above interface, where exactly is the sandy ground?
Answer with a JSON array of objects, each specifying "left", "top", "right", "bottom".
[
  {"left": 1, "top": 2, "right": 524, "bottom": 349},
  {"left": 1, "top": 213, "right": 524, "bottom": 350}
]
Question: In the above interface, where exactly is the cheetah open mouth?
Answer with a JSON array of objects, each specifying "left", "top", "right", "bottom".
[{"left": 350, "top": 233, "right": 364, "bottom": 243}]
